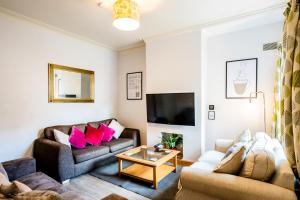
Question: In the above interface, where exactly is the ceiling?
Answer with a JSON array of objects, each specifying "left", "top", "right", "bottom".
[{"left": 0, "top": 0, "right": 286, "bottom": 50}]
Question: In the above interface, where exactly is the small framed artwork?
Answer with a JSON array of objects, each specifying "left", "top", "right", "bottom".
[
  {"left": 208, "top": 111, "right": 215, "bottom": 120},
  {"left": 127, "top": 72, "right": 142, "bottom": 100},
  {"left": 226, "top": 58, "right": 257, "bottom": 99}
]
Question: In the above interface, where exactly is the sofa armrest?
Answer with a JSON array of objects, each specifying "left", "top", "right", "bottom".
[
  {"left": 180, "top": 167, "right": 297, "bottom": 200},
  {"left": 120, "top": 128, "right": 141, "bottom": 147},
  {"left": 33, "top": 138, "right": 75, "bottom": 182},
  {"left": 214, "top": 139, "right": 234, "bottom": 153},
  {"left": 2, "top": 157, "right": 36, "bottom": 181}
]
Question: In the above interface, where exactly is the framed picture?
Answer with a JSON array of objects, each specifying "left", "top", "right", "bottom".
[
  {"left": 226, "top": 58, "right": 257, "bottom": 99},
  {"left": 127, "top": 72, "right": 142, "bottom": 100}
]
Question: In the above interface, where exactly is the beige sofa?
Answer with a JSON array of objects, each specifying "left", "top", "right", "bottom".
[{"left": 176, "top": 139, "right": 297, "bottom": 200}]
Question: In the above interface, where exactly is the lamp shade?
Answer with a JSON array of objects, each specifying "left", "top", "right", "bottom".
[{"left": 113, "top": 0, "right": 140, "bottom": 31}]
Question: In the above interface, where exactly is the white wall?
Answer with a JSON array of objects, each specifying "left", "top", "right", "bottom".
[
  {"left": 204, "top": 22, "right": 283, "bottom": 150},
  {"left": 117, "top": 46, "right": 147, "bottom": 145},
  {"left": 145, "top": 31, "right": 202, "bottom": 161},
  {"left": 0, "top": 12, "right": 117, "bottom": 162}
]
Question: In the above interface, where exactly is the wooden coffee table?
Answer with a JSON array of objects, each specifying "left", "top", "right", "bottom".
[{"left": 116, "top": 145, "right": 180, "bottom": 189}]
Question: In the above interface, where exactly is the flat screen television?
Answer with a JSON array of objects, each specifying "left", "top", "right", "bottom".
[{"left": 146, "top": 93, "right": 195, "bottom": 126}]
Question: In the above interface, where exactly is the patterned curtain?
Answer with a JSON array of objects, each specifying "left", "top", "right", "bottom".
[
  {"left": 272, "top": 45, "right": 284, "bottom": 142},
  {"left": 282, "top": 0, "right": 300, "bottom": 177}
]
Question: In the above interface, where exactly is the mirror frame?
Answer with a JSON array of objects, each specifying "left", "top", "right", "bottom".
[{"left": 48, "top": 63, "right": 95, "bottom": 103}]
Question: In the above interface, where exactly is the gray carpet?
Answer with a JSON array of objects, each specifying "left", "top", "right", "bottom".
[{"left": 90, "top": 161, "right": 182, "bottom": 200}]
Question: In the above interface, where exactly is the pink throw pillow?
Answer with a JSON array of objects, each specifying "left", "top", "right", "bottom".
[
  {"left": 99, "top": 124, "right": 115, "bottom": 142},
  {"left": 69, "top": 126, "right": 86, "bottom": 149},
  {"left": 85, "top": 125, "right": 104, "bottom": 145}
]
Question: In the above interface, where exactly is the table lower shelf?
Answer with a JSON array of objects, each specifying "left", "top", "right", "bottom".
[{"left": 120, "top": 163, "right": 175, "bottom": 183}]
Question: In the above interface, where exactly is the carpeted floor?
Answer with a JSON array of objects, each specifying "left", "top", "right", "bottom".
[{"left": 90, "top": 161, "right": 182, "bottom": 200}]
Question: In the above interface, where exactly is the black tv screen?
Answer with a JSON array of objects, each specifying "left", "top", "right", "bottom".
[{"left": 146, "top": 93, "right": 195, "bottom": 126}]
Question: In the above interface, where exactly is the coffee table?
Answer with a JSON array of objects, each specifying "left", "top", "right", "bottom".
[{"left": 116, "top": 145, "right": 180, "bottom": 189}]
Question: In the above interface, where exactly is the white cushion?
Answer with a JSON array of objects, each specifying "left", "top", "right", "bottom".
[
  {"left": 254, "top": 132, "right": 272, "bottom": 141},
  {"left": 0, "top": 173, "right": 9, "bottom": 185},
  {"left": 109, "top": 120, "right": 125, "bottom": 139},
  {"left": 234, "top": 129, "right": 252, "bottom": 143},
  {"left": 53, "top": 129, "right": 70, "bottom": 147}
]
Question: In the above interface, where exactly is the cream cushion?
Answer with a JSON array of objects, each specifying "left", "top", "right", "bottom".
[
  {"left": 240, "top": 137, "right": 276, "bottom": 181},
  {"left": 254, "top": 132, "right": 272, "bottom": 141},
  {"left": 109, "top": 119, "right": 125, "bottom": 139},
  {"left": 234, "top": 129, "right": 252, "bottom": 143},
  {"left": 214, "top": 145, "right": 246, "bottom": 174},
  {"left": 0, "top": 173, "right": 9, "bottom": 185},
  {"left": 240, "top": 149, "right": 275, "bottom": 181},
  {"left": 53, "top": 129, "right": 70, "bottom": 147}
]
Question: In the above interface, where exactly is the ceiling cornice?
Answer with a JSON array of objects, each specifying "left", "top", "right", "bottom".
[
  {"left": 0, "top": 2, "right": 286, "bottom": 52},
  {"left": 0, "top": 6, "right": 115, "bottom": 51},
  {"left": 116, "top": 41, "right": 145, "bottom": 52},
  {"left": 143, "top": 2, "right": 286, "bottom": 43}
]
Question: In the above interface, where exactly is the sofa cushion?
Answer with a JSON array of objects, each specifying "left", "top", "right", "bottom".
[
  {"left": 72, "top": 145, "right": 110, "bottom": 163},
  {"left": 0, "top": 173, "right": 10, "bottom": 185},
  {"left": 240, "top": 138, "right": 276, "bottom": 181},
  {"left": 16, "top": 172, "right": 69, "bottom": 194},
  {"left": 108, "top": 119, "right": 125, "bottom": 139},
  {"left": 53, "top": 129, "right": 71, "bottom": 147},
  {"left": 69, "top": 127, "right": 86, "bottom": 149},
  {"left": 85, "top": 125, "right": 105, "bottom": 146},
  {"left": 102, "top": 138, "right": 134, "bottom": 152},
  {"left": 198, "top": 151, "right": 225, "bottom": 165},
  {"left": 100, "top": 124, "right": 115, "bottom": 142},
  {"left": 44, "top": 124, "right": 86, "bottom": 140},
  {"left": 234, "top": 129, "right": 252, "bottom": 143},
  {"left": 214, "top": 144, "right": 246, "bottom": 174}
]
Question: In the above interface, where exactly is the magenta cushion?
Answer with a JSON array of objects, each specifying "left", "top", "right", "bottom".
[
  {"left": 69, "top": 126, "right": 86, "bottom": 149},
  {"left": 99, "top": 124, "right": 115, "bottom": 142},
  {"left": 85, "top": 125, "right": 104, "bottom": 145}
]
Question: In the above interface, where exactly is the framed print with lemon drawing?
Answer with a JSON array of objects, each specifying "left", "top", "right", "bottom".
[{"left": 226, "top": 58, "right": 257, "bottom": 99}]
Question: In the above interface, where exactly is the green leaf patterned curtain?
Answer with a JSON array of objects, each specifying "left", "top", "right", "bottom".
[
  {"left": 272, "top": 45, "right": 284, "bottom": 142},
  {"left": 282, "top": 0, "right": 300, "bottom": 177}
]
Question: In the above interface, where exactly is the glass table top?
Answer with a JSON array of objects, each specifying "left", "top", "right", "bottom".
[{"left": 124, "top": 147, "right": 173, "bottom": 162}]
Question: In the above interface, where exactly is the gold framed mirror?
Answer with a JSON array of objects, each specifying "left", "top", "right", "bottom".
[{"left": 48, "top": 64, "right": 94, "bottom": 103}]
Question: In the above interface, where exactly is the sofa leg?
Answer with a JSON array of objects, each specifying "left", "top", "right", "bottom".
[{"left": 62, "top": 179, "right": 70, "bottom": 184}]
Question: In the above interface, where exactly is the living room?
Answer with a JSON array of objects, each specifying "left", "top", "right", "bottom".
[{"left": 0, "top": 0, "right": 299, "bottom": 200}]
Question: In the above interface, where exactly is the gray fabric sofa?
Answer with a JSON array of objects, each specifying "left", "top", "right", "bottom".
[
  {"left": 33, "top": 118, "right": 140, "bottom": 182},
  {"left": 2, "top": 157, "right": 87, "bottom": 200}
]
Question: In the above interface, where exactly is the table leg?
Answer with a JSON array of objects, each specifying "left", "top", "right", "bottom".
[
  {"left": 118, "top": 159, "right": 123, "bottom": 177},
  {"left": 153, "top": 166, "right": 158, "bottom": 189},
  {"left": 173, "top": 155, "right": 177, "bottom": 173}
]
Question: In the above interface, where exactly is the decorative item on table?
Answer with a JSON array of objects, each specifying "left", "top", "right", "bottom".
[
  {"left": 161, "top": 133, "right": 182, "bottom": 150},
  {"left": 154, "top": 143, "right": 164, "bottom": 152}
]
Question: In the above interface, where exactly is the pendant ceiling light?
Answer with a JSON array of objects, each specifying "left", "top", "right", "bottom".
[{"left": 113, "top": 0, "right": 140, "bottom": 31}]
